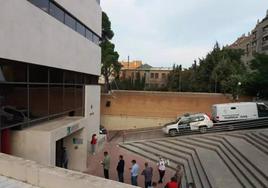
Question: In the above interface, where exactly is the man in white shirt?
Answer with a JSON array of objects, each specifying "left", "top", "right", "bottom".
[
  {"left": 157, "top": 157, "right": 166, "bottom": 183},
  {"left": 130, "top": 160, "right": 139, "bottom": 186}
]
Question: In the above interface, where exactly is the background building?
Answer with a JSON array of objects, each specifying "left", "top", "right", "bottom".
[
  {"left": 119, "top": 60, "right": 172, "bottom": 89},
  {"left": 229, "top": 10, "right": 268, "bottom": 65},
  {"left": 0, "top": 0, "right": 101, "bottom": 172}
]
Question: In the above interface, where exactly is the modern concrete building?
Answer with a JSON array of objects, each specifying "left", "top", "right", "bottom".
[{"left": 0, "top": 0, "right": 101, "bottom": 172}]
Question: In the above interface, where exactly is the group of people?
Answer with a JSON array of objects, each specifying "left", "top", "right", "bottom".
[{"left": 100, "top": 152, "right": 183, "bottom": 188}]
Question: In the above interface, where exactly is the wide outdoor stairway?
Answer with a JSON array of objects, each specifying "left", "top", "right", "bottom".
[{"left": 120, "top": 128, "right": 268, "bottom": 188}]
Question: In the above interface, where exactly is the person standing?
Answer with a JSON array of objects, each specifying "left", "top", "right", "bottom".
[
  {"left": 174, "top": 164, "right": 183, "bottom": 187},
  {"left": 164, "top": 177, "right": 177, "bottom": 188},
  {"left": 141, "top": 162, "right": 153, "bottom": 188},
  {"left": 101, "top": 151, "right": 110, "bottom": 179},
  {"left": 90, "top": 134, "right": 97, "bottom": 155},
  {"left": 116, "top": 155, "right": 125, "bottom": 182},
  {"left": 157, "top": 157, "right": 167, "bottom": 183},
  {"left": 130, "top": 160, "right": 139, "bottom": 186},
  {"left": 62, "top": 147, "right": 68, "bottom": 169}
]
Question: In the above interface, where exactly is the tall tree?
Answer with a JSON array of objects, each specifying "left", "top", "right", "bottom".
[{"left": 101, "top": 12, "right": 120, "bottom": 93}]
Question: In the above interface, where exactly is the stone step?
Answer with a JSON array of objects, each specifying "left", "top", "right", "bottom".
[
  {"left": 145, "top": 141, "right": 211, "bottom": 188},
  {"left": 259, "top": 132, "right": 268, "bottom": 141},
  {"left": 152, "top": 140, "right": 212, "bottom": 188},
  {"left": 190, "top": 136, "right": 260, "bottom": 188},
  {"left": 129, "top": 142, "right": 200, "bottom": 188},
  {"left": 177, "top": 139, "right": 244, "bottom": 188},
  {"left": 226, "top": 133, "right": 268, "bottom": 156},
  {"left": 120, "top": 143, "right": 188, "bottom": 188},
  {"left": 208, "top": 135, "right": 268, "bottom": 187},
  {"left": 168, "top": 139, "right": 221, "bottom": 188},
  {"left": 251, "top": 133, "right": 268, "bottom": 147},
  {"left": 224, "top": 136, "right": 268, "bottom": 176}
]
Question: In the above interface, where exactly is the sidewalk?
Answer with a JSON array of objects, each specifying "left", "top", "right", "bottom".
[{"left": 85, "top": 141, "right": 175, "bottom": 188}]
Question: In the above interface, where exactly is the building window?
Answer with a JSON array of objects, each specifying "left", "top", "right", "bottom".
[
  {"left": 29, "top": 64, "right": 48, "bottom": 83},
  {"left": 28, "top": 0, "right": 49, "bottom": 12},
  {"left": 155, "top": 73, "right": 159, "bottom": 79},
  {"left": 150, "top": 73, "right": 154, "bottom": 79},
  {"left": 28, "top": 0, "right": 101, "bottom": 46},
  {"left": 76, "top": 22, "right": 86, "bottom": 37},
  {"left": 0, "top": 59, "right": 27, "bottom": 82},
  {"left": 86, "top": 29, "right": 93, "bottom": 41},
  {"left": 64, "top": 14, "right": 76, "bottom": 30},
  {"left": 49, "top": 2, "right": 64, "bottom": 23},
  {"left": 162, "top": 73, "right": 166, "bottom": 79}
]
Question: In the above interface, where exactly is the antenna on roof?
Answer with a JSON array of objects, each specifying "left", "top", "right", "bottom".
[{"left": 127, "top": 55, "right": 130, "bottom": 69}]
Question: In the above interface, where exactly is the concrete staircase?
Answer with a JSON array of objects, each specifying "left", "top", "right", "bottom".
[{"left": 120, "top": 129, "right": 268, "bottom": 188}]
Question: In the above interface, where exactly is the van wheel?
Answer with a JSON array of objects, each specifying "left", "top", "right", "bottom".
[
  {"left": 169, "top": 129, "right": 177, "bottom": 137},
  {"left": 199, "top": 126, "right": 207, "bottom": 134}
]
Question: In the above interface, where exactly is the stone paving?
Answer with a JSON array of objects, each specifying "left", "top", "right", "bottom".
[
  {"left": 120, "top": 128, "right": 268, "bottom": 188},
  {"left": 85, "top": 141, "right": 175, "bottom": 188}
]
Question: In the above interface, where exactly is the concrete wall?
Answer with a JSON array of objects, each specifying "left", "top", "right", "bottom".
[
  {"left": 0, "top": 0, "right": 101, "bottom": 75},
  {"left": 0, "top": 153, "right": 136, "bottom": 188},
  {"left": 101, "top": 90, "right": 251, "bottom": 130}
]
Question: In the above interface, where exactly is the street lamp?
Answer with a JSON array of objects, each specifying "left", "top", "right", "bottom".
[{"left": 236, "top": 82, "right": 242, "bottom": 101}]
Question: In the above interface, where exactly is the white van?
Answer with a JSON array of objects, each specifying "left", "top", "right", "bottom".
[{"left": 212, "top": 102, "right": 268, "bottom": 122}]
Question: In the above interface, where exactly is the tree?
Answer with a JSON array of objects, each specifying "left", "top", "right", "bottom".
[
  {"left": 245, "top": 53, "right": 268, "bottom": 98},
  {"left": 101, "top": 12, "right": 120, "bottom": 93}
]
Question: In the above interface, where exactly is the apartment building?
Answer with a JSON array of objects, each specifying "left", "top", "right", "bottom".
[
  {"left": 0, "top": 0, "right": 101, "bottom": 172},
  {"left": 230, "top": 10, "right": 268, "bottom": 65}
]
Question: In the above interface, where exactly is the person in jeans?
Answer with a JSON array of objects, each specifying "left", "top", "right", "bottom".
[
  {"left": 130, "top": 160, "right": 139, "bottom": 186},
  {"left": 116, "top": 155, "right": 125, "bottom": 182},
  {"left": 141, "top": 162, "right": 153, "bottom": 188},
  {"left": 101, "top": 151, "right": 110, "bottom": 179}
]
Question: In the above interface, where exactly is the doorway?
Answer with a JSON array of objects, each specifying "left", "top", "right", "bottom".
[{"left": 55, "top": 138, "right": 64, "bottom": 167}]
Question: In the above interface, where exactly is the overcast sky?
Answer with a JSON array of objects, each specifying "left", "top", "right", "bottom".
[{"left": 101, "top": 0, "right": 268, "bottom": 68}]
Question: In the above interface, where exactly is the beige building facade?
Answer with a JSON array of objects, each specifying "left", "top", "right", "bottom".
[
  {"left": 120, "top": 61, "right": 172, "bottom": 89},
  {"left": 230, "top": 10, "right": 268, "bottom": 65}
]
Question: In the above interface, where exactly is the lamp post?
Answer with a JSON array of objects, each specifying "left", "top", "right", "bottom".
[{"left": 236, "top": 82, "right": 242, "bottom": 101}]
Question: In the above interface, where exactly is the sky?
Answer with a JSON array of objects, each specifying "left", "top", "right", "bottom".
[{"left": 101, "top": 0, "right": 268, "bottom": 68}]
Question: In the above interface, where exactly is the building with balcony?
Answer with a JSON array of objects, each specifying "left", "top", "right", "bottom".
[
  {"left": 229, "top": 10, "right": 268, "bottom": 65},
  {"left": 0, "top": 0, "right": 101, "bottom": 172}
]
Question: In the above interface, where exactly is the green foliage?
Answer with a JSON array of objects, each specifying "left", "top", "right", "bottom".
[
  {"left": 245, "top": 53, "right": 268, "bottom": 98},
  {"left": 101, "top": 12, "right": 120, "bottom": 93}
]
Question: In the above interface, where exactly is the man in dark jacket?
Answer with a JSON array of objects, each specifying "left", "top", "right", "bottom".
[
  {"left": 116, "top": 155, "right": 125, "bottom": 182},
  {"left": 141, "top": 162, "right": 153, "bottom": 188}
]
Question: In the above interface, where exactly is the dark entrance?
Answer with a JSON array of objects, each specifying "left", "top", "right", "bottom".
[{"left": 55, "top": 138, "right": 64, "bottom": 167}]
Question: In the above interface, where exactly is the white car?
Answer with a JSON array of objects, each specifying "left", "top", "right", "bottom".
[{"left": 162, "top": 113, "right": 213, "bottom": 136}]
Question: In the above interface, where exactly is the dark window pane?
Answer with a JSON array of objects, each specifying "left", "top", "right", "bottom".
[
  {"left": 0, "top": 84, "right": 28, "bottom": 128},
  {"left": 85, "top": 75, "right": 98, "bottom": 85},
  {"left": 49, "top": 85, "right": 63, "bottom": 115},
  {"left": 63, "top": 85, "right": 75, "bottom": 111},
  {"left": 64, "top": 71, "right": 75, "bottom": 84},
  {"left": 75, "top": 86, "right": 83, "bottom": 108},
  {"left": 29, "top": 0, "right": 49, "bottom": 12},
  {"left": 76, "top": 73, "right": 84, "bottom": 84},
  {"left": 0, "top": 59, "right": 27, "bottom": 82},
  {"left": 93, "top": 35, "right": 100, "bottom": 44},
  {"left": 49, "top": 2, "right": 64, "bottom": 23},
  {"left": 50, "top": 68, "right": 63, "bottom": 83},
  {"left": 29, "top": 64, "right": 48, "bottom": 83},
  {"left": 86, "top": 29, "right": 93, "bottom": 41},
  {"left": 76, "top": 22, "right": 85, "bottom": 36},
  {"left": 65, "top": 14, "right": 76, "bottom": 30},
  {"left": 29, "top": 85, "right": 48, "bottom": 120}
]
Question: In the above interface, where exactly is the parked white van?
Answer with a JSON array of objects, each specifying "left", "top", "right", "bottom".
[{"left": 212, "top": 102, "right": 268, "bottom": 122}]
